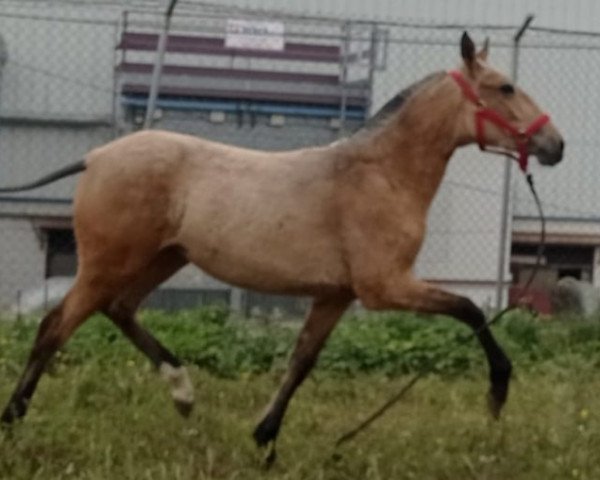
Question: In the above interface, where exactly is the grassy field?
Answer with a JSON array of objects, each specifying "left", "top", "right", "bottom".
[{"left": 0, "top": 310, "right": 599, "bottom": 479}]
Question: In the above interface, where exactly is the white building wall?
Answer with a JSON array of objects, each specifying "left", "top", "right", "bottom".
[
  {"left": 0, "top": 217, "right": 46, "bottom": 310},
  {"left": 0, "top": 126, "right": 113, "bottom": 203},
  {"left": 206, "top": 0, "right": 599, "bottom": 30},
  {"left": 512, "top": 40, "right": 600, "bottom": 222},
  {"left": 0, "top": 5, "right": 116, "bottom": 119}
]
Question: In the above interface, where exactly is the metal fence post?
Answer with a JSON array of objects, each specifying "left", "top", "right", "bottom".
[
  {"left": 365, "top": 23, "right": 378, "bottom": 118},
  {"left": 338, "top": 21, "right": 351, "bottom": 136},
  {"left": 230, "top": 287, "right": 245, "bottom": 316},
  {"left": 143, "top": 0, "right": 179, "bottom": 129},
  {"left": 495, "top": 14, "right": 535, "bottom": 310}
]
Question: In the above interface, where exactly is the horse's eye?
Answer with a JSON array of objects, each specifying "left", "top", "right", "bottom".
[{"left": 499, "top": 83, "right": 515, "bottom": 95}]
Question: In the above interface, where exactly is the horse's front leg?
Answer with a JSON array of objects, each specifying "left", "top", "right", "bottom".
[
  {"left": 253, "top": 292, "right": 353, "bottom": 449},
  {"left": 358, "top": 277, "right": 512, "bottom": 417}
]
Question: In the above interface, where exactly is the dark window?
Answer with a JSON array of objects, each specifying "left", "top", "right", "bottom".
[
  {"left": 512, "top": 243, "right": 594, "bottom": 266},
  {"left": 46, "top": 229, "right": 77, "bottom": 277},
  {"left": 511, "top": 243, "right": 595, "bottom": 285}
]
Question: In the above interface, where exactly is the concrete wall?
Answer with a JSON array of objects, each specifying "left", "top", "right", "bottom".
[
  {"left": 0, "top": 125, "right": 114, "bottom": 204},
  {"left": 0, "top": 217, "right": 46, "bottom": 310},
  {"left": 201, "top": 0, "right": 599, "bottom": 31},
  {"left": 0, "top": 6, "right": 116, "bottom": 120}
]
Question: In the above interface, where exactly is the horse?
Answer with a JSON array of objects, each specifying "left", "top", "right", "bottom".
[{"left": 0, "top": 32, "right": 564, "bottom": 453}]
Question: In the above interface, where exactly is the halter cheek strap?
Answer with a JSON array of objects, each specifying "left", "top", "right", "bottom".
[{"left": 448, "top": 70, "right": 550, "bottom": 173}]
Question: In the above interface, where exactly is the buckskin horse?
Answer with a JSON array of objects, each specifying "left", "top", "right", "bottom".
[{"left": 0, "top": 33, "right": 564, "bottom": 453}]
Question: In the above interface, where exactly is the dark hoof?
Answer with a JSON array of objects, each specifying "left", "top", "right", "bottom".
[
  {"left": 488, "top": 364, "right": 512, "bottom": 419},
  {"left": 331, "top": 452, "right": 343, "bottom": 462},
  {"left": 253, "top": 413, "right": 281, "bottom": 447},
  {"left": 174, "top": 399, "right": 194, "bottom": 418},
  {"left": 487, "top": 391, "right": 504, "bottom": 419},
  {"left": 262, "top": 443, "right": 277, "bottom": 469},
  {"left": 1, "top": 398, "right": 28, "bottom": 426}
]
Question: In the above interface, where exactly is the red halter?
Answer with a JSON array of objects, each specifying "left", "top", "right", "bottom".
[{"left": 448, "top": 70, "right": 550, "bottom": 173}]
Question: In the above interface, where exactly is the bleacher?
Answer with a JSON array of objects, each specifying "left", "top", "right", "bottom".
[{"left": 115, "top": 29, "right": 371, "bottom": 121}]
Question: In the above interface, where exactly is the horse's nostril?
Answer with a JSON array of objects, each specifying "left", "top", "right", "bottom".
[{"left": 558, "top": 139, "right": 565, "bottom": 153}]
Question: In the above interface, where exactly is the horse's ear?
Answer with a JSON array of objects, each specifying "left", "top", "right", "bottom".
[
  {"left": 461, "top": 31, "right": 476, "bottom": 68},
  {"left": 477, "top": 37, "right": 490, "bottom": 61}
]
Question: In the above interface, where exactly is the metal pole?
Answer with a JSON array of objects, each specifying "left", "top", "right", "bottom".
[
  {"left": 43, "top": 279, "right": 48, "bottom": 312},
  {"left": 111, "top": 20, "right": 120, "bottom": 138},
  {"left": 338, "top": 22, "right": 351, "bottom": 136},
  {"left": 365, "top": 24, "right": 378, "bottom": 118},
  {"left": 143, "top": 0, "right": 178, "bottom": 129},
  {"left": 495, "top": 14, "right": 534, "bottom": 310},
  {"left": 16, "top": 290, "right": 21, "bottom": 322}
]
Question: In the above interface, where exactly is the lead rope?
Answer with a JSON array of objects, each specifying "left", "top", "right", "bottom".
[{"left": 334, "top": 172, "right": 545, "bottom": 450}]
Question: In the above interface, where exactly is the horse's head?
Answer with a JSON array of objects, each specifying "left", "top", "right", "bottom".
[{"left": 454, "top": 32, "right": 564, "bottom": 169}]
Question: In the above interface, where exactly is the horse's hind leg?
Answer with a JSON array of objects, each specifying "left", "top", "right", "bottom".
[
  {"left": 103, "top": 247, "right": 194, "bottom": 416},
  {"left": 253, "top": 292, "right": 353, "bottom": 448},
  {"left": 1, "top": 278, "right": 107, "bottom": 424},
  {"left": 111, "top": 314, "right": 194, "bottom": 417}
]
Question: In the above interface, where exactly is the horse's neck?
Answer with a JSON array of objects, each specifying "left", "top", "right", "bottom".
[{"left": 352, "top": 78, "right": 463, "bottom": 205}]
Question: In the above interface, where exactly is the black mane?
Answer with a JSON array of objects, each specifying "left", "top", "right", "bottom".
[{"left": 361, "top": 71, "right": 445, "bottom": 131}]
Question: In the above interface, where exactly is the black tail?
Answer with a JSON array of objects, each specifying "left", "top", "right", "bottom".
[{"left": 0, "top": 160, "right": 86, "bottom": 193}]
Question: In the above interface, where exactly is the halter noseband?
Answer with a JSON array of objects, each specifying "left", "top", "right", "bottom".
[{"left": 448, "top": 70, "right": 550, "bottom": 173}]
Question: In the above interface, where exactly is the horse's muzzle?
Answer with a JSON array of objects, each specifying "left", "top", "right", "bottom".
[{"left": 532, "top": 133, "right": 565, "bottom": 166}]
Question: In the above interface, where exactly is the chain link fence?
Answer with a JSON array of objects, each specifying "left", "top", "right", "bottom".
[
  {"left": 0, "top": 1, "right": 597, "bottom": 318},
  {"left": 510, "top": 28, "right": 600, "bottom": 315}
]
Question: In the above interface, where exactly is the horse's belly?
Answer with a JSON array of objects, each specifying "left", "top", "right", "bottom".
[
  {"left": 183, "top": 236, "right": 348, "bottom": 294},
  {"left": 177, "top": 212, "right": 349, "bottom": 294}
]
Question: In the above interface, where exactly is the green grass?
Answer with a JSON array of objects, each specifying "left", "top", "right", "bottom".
[{"left": 0, "top": 309, "right": 599, "bottom": 479}]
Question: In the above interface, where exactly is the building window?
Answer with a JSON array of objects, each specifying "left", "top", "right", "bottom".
[
  {"left": 511, "top": 243, "right": 594, "bottom": 287},
  {"left": 45, "top": 228, "right": 77, "bottom": 277}
]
